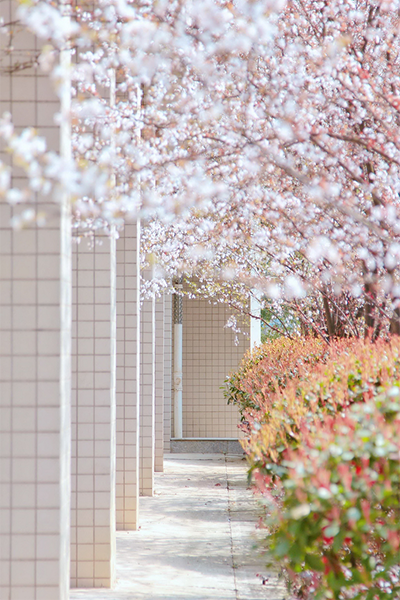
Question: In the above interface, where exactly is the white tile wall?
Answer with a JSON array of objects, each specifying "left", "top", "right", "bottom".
[
  {"left": 154, "top": 294, "right": 164, "bottom": 471},
  {"left": 140, "top": 289, "right": 155, "bottom": 496},
  {"left": 176, "top": 293, "right": 250, "bottom": 438},
  {"left": 70, "top": 234, "right": 116, "bottom": 588},
  {"left": 163, "top": 294, "right": 172, "bottom": 454},
  {"left": 116, "top": 222, "right": 140, "bottom": 530},
  {"left": 0, "top": 3, "right": 71, "bottom": 598}
]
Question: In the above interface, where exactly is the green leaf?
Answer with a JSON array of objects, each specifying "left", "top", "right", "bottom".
[
  {"left": 347, "top": 507, "right": 361, "bottom": 521},
  {"left": 349, "top": 569, "right": 363, "bottom": 584},
  {"left": 289, "top": 542, "right": 304, "bottom": 563},
  {"left": 274, "top": 537, "right": 290, "bottom": 558},
  {"left": 325, "top": 524, "right": 340, "bottom": 538},
  {"left": 305, "top": 553, "right": 325, "bottom": 572}
]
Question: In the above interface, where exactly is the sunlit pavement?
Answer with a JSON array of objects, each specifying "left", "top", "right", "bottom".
[{"left": 70, "top": 454, "right": 287, "bottom": 600}]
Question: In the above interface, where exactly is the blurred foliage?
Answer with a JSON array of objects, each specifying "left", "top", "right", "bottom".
[{"left": 226, "top": 336, "right": 400, "bottom": 599}]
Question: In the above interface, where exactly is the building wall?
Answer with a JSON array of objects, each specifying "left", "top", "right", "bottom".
[
  {"left": 178, "top": 295, "right": 249, "bottom": 439},
  {"left": 0, "top": 4, "right": 254, "bottom": 598}
]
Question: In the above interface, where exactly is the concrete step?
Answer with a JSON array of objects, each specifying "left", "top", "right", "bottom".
[{"left": 170, "top": 438, "right": 244, "bottom": 454}]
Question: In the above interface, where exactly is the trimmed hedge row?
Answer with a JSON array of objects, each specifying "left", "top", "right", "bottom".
[{"left": 226, "top": 337, "right": 400, "bottom": 599}]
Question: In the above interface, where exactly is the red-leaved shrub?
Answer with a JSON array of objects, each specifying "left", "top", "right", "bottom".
[{"left": 226, "top": 336, "right": 400, "bottom": 599}]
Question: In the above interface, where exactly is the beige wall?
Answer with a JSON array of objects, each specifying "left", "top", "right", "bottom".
[{"left": 176, "top": 294, "right": 249, "bottom": 439}]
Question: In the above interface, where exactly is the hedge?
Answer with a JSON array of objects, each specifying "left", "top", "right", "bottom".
[{"left": 226, "top": 336, "right": 400, "bottom": 599}]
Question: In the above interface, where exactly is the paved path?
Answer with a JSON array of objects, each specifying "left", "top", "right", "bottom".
[{"left": 70, "top": 454, "right": 287, "bottom": 600}]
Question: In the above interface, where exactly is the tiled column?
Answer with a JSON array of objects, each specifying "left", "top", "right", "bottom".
[
  {"left": 0, "top": 3, "right": 72, "bottom": 598},
  {"left": 70, "top": 233, "right": 116, "bottom": 588},
  {"left": 163, "top": 294, "right": 172, "bottom": 454},
  {"left": 116, "top": 221, "right": 140, "bottom": 530},
  {"left": 140, "top": 291, "right": 155, "bottom": 496},
  {"left": 154, "top": 295, "right": 165, "bottom": 472},
  {"left": 0, "top": 203, "right": 71, "bottom": 600}
]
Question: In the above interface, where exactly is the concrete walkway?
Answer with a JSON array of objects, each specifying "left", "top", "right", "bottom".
[{"left": 70, "top": 454, "right": 287, "bottom": 600}]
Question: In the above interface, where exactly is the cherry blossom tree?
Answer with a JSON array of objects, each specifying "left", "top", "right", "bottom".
[
  {"left": 2, "top": 0, "right": 400, "bottom": 340},
  {"left": 141, "top": 0, "right": 400, "bottom": 340}
]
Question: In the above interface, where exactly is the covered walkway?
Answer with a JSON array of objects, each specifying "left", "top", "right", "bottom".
[{"left": 70, "top": 455, "right": 287, "bottom": 600}]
